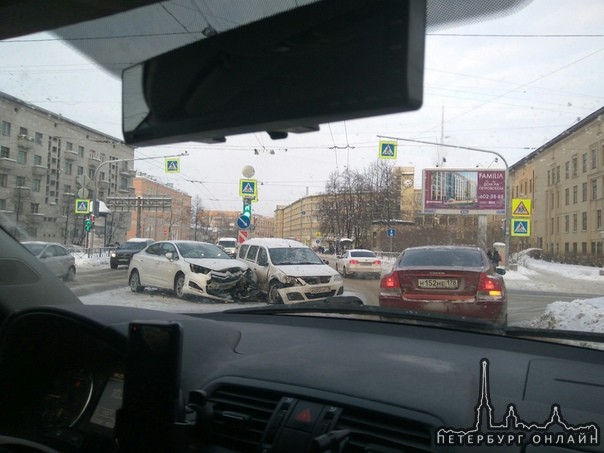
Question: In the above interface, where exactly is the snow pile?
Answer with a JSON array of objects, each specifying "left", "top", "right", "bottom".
[{"left": 524, "top": 298, "right": 604, "bottom": 332}]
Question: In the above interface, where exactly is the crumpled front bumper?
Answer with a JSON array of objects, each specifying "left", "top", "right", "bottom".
[
  {"left": 277, "top": 282, "right": 344, "bottom": 304},
  {"left": 183, "top": 269, "right": 245, "bottom": 300}
]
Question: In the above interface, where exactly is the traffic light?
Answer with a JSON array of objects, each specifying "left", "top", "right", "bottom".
[
  {"left": 84, "top": 217, "right": 92, "bottom": 232},
  {"left": 242, "top": 198, "right": 252, "bottom": 219}
]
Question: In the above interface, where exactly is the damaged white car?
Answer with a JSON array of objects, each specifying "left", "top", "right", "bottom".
[
  {"left": 128, "top": 240, "right": 256, "bottom": 302},
  {"left": 238, "top": 238, "right": 344, "bottom": 304}
]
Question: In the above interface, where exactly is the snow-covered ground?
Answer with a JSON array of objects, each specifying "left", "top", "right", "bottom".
[{"left": 73, "top": 253, "right": 604, "bottom": 332}]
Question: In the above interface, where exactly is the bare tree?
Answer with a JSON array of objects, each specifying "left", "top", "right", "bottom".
[{"left": 192, "top": 195, "right": 204, "bottom": 241}]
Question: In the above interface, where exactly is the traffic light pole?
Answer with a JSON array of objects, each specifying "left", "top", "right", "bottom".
[{"left": 377, "top": 135, "right": 511, "bottom": 270}]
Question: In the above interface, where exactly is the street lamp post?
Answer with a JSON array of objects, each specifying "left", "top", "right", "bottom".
[{"left": 377, "top": 135, "right": 511, "bottom": 269}]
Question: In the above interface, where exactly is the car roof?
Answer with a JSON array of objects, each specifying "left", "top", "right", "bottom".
[
  {"left": 126, "top": 238, "right": 154, "bottom": 242},
  {"left": 21, "top": 241, "right": 60, "bottom": 246},
  {"left": 404, "top": 245, "right": 483, "bottom": 252},
  {"left": 242, "top": 238, "right": 306, "bottom": 248}
]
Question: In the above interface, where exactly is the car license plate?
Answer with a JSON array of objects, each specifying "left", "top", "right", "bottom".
[
  {"left": 310, "top": 286, "right": 329, "bottom": 294},
  {"left": 417, "top": 278, "right": 458, "bottom": 289}
]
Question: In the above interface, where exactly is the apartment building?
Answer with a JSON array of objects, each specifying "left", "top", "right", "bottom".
[
  {"left": 509, "top": 106, "right": 604, "bottom": 258},
  {"left": 0, "top": 91, "right": 135, "bottom": 244}
]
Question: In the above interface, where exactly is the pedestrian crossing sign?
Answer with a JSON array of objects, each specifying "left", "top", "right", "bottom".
[
  {"left": 75, "top": 199, "right": 90, "bottom": 214},
  {"left": 512, "top": 198, "right": 531, "bottom": 217},
  {"left": 239, "top": 179, "right": 258, "bottom": 198},
  {"left": 165, "top": 158, "right": 180, "bottom": 173},
  {"left": 511, "top": 219, "right": 530, "bottom": 237},
  {"left": 378, "top": 140, "right": 397, "bottom": 159}
]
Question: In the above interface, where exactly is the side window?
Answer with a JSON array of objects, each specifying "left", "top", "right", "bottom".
[
  {"left": 161, "top": 243, "right": 177, "bottom": 258},
  {"left": 257, "top": 247, "right": 268, "bottom": 266},
  {"left": 238, "top": 244, "right": 249, "bottom": 259},
  {"left": 54, "top": 246, "right": 67, "bottom": 256},
  {"left": 145, "top": 243, "right": 162, "bottom": 256},
  {"left": 246, "top": 245, "right": 259, "bottom": 262}
]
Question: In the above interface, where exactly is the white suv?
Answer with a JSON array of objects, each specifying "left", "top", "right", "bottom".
[{"left": 238, "top": 238, "right": 344, "bottom": 304}]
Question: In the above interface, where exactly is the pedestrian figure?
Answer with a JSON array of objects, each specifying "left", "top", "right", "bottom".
[
  {"left": 487, "top": 249, "right": 492, "bottom": 261},
  {"left": 491, "top": 250, "right": 501, "bottom": 267}
]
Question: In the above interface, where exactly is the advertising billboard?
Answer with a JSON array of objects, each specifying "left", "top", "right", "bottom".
[{"left": 422, "top": 169, "right": 506, "bottom": 215}]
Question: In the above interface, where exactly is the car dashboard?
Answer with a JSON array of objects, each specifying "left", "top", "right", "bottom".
[{"left": 0, "top": 305, "right": 602, "bottom": 452}]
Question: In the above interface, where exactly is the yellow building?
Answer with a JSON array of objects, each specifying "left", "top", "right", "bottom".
[{"left": 509, "top": 106, "right": 604, "bottom": 258}]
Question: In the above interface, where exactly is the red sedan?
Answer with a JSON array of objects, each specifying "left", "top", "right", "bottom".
[{"left": 379, "top": 245, "right": 507, "bottom": 325}]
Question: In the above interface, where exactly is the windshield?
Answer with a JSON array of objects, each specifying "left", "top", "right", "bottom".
[
  {"left": 176, "top": 242, "right": 230, "bottom": 260},
  {"left": 1, "top": 0, "right": 603, "bottom": 348},
  {"left": 120, "top": 241, "right": 148, "bottom": 251},
  {"left": 269, "top": 248, "right": 325, "bottom": 266},
  {"left": 22, "top": 243, "right": 45, "bottom": 256}
]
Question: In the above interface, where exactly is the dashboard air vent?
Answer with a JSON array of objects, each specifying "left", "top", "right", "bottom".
[
  {"left": 205, "top": 385, "right": 281, "bottom": 450},
  {"left": 335, "top": 407, "right": 434, "bottom": 452}
]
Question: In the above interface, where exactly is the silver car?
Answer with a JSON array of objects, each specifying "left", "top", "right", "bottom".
[{"left": 21, "top": 242, "right": 76, "bottom": 281}]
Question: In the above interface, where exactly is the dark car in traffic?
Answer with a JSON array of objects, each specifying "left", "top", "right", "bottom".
[
  {"left": 379, "top": 245, "right": 507, "bottom": 325},
  {"left": 109, "top": 238, "right": 154, "bottom": 269}
]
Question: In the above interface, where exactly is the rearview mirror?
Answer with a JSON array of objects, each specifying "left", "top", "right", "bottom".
[
  {"left": 122, "top": 0, "right": 425, "bottom": 146},
  {"left": 496, "top": 268, "right": 506, "bottom": 276}
]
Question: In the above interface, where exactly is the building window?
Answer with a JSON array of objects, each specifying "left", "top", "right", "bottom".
[
  {"left": 0, "top": 199, "right": 5, "bottom": 210},
  {"left": 572, "top": 242, "right": 577, "bottom": 253},
  {"left": 582, "top": 242, "right": 587, "bottom": 254},
  {"left": 573, "top": 213, "right": 577, "bottom": 232},
  {"left": 565, "top": 161, "right": 570, "bottom": 179},
  {"left": 582, "top": 182, "right": 587, "bottom": 202},
  {"left": 77, "top": 166, "right": 84, "bottom": 176},
  {"left": 0, "top": 174, "right": 7, "bottom": 188},
  {"left": 598, "top": 209, "right": 602, "bottom": 229},
  {"left": 592, "top": 148, "right": 597, "bottom": 169},
  {"left": 582, "top": 153, "right": 587, "bottom": 173},
  {"left": 64, "top": 184, "right": 72, "bottom": 193},
  {"left": 88, "top": 168, "right": 95, "bottom": 179},
  {"left": 100, "top": 153, "right": 106, "bottom": 162},
  {"left": 565, "top": 215, "right": 569, "bottom": 233},
  {"left": 17, "top": 150, "right": 27, "bottom": 165},
  {"left": 33, "top": 155, "right": 42, "bottom": 166},
  {"left": 16, "top": 176, "right": 26, "bottom": 187},
  {"left": 78, "top": 146, "right": 84, "bottom": 157},
  {"left": 64, "top": 162, "right": 72, "bottom": 175},
  {"left": 30, "top": 203, "right": 39, "bottom": 214},
  {"left": 19, "top": 127, "right": 28, "bottom": 136},
  {"left": 1, "top": 121, "right": 11, "bottom": 136},
  {"left": 573, "top": 185, "right": 578, "bottom": 204},
  {"left": 0, "top": 147, "right": 9, "bottom": 158},
  {"left": 582, "top": 212, "right": 587, "bottom": 231},
  {"left": 35, "top": 132, "right": 42, "bottom": 144},
  {"left": 32, "top": 179, "right": 40, "bottom": 192},
  {"left": 66, "top": 142, "right": 73, "bottom": 151},
  {"left": 572, "top": 156, "right": 578, "bottom": 177},
  {"left": 592, "top": 179, "right": 598, "bottom": 200},
  {"left": 565, "top": 242, "right": 569, "bottom": 253}
]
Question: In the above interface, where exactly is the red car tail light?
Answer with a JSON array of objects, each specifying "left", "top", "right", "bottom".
[
  {"left": 380, "top": 272, "right": 401, "bottom": 293},
  {"left": 349, "top": 259, "right": 360, "bottom": 264},
  {"left": 477, "top": 272, "right": 504, "bottom": 299},
  {"left": 373, "top": 260, "right": 382, "bottom": 265}
]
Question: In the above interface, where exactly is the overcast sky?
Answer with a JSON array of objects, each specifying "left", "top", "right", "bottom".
[{"left": 1, "top": 0, "right": 604, "bottom": 216}]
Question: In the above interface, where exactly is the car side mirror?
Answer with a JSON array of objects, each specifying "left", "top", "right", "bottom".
[
  {"left": 257, "top": 258, "right": 268, "bottom": 267},
  {"left": 323, "top": 259, "right": 330, "bottom": 264},
  {"left": 495, "top": 267, "right": 506, "bottom": 275},
  {"left": 165, "top": 252, "right": 175, "bottom": 261}
]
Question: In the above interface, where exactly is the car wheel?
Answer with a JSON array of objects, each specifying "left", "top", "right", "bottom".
[
  {"left": 110, "top": 261, "right": 118, "bottom": 269},
  {"left": 343, "top": 266, "right": 351, "bottom": 278},
  {"left": 129, "top": 270, "right": 144, "bottom": 293},
  {"left": 268, "top": 282, "right": 284, "bottom": 304},
  {"left": 174, "top": 274, "right": 186, "bottom": 299},
  {"left": 63, "top": 266, "right": 76, "bottom": 282}
]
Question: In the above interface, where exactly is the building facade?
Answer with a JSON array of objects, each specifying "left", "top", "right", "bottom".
[
  {"left": 0, "top": 91, "right": 135, "bottom": 244},
  {"left": 509, "top": 106, "right": 604, "bottom": 260},
  {"left": 121, "top": 176, "right": 192, "bottom": 241}
]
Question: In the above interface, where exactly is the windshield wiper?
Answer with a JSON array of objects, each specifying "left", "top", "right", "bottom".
[
  {"left": 503, "top": 326, "right": 604, "bottom": 344},
  {"left": 224, "top": 297, "right": 503, "bottom": 331}
]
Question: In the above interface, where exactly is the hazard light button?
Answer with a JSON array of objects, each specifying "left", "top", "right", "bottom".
[{"left": 286, "top": 401, "right": 323, "bottom": 432}]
